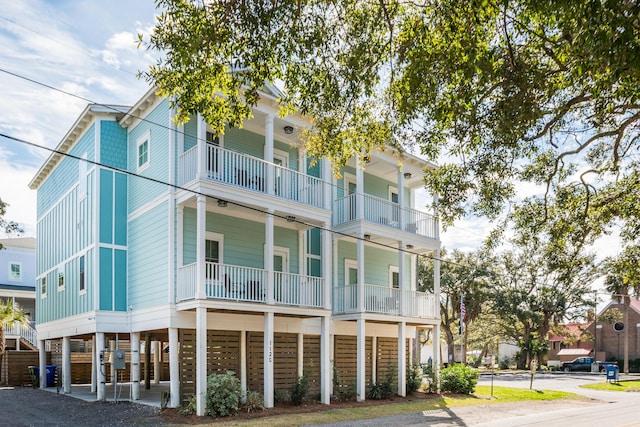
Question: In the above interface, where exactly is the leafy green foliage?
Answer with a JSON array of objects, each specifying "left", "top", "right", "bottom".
[
  {"left": 406, "top": 364, "right": 423, "bottom": 394},
  {"left": 290, "top": 374, "right": 309, "bottom": 405},
  {"left": 440, "top": 364, "right": 479, "bottom": 394},
  {"left": 205, "top": 371, "right": 242, "bottom": 417},
  {"left": 241, "top": 391, "right": 264, "bottom": 413},
  {"left": 179, "top": 395, "right": 197, "bottom": 415},
  {"left": 0, "top": 197, "right": 23, "bottom": 249}
]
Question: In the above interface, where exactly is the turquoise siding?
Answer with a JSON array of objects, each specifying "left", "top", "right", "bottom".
[
  {"left": 224, "top": 128, "right": 299, "bottom": 171},
  {"left": 128, "top": 99, "right": 170, "bottom": 213},
  {"left": 38, "top": 123, "right": 95, "bottom": 217},
  {"left": 99, "top": 169, "right": 113, "bottom": 244},
  {"left": 183, "top": 113, "right": 197, "bottom": 151},
  {"left": 98, "top": 170, "right": 127, "bottom": 245},
  {"left": 128, "top": 201, "right": 169, "bottom": 309},
  {"left": 182, "top": 209, "right": 299, "bottom": 273},
  {"left": 338, "top": 165, "right": 412, "bottom": 205},
  {"left": 98, "top": 247, "right": 126, "bottom": 311},
  {"left": 99, "top": 248, "right": 113, "bottom": 310},
  {"left": 337, "top": 240, "right": 411, "bottom": 287},
  {"left": 100, "top": 120, "right": 127, "bottom": 168}
]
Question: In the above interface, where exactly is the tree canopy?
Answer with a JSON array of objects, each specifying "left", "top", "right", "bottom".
[
  {"left": 142, "top": 0, "right": 640, "bottom": 230},
  {"left": 0, "top": 197, "right": 22, "bottom": 249}
]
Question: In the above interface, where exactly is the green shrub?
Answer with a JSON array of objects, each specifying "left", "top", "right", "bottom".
[
  {"left": 206, "top": 371, "right": 242, "bottom": 417},
  {"left": 423, "top": 365, "right": 437, "bottom": 393},
  {"left": 179, "top": 395, "right": 197, "bottom": 415},
  {"left": 440, "top": 364, "right": 479, "bottom": 394},
  {"left": 406, "top": 364, "right": 423, "bottom": 394},
  {"left": 274, "top": 388, "right": 291, "bottom": 404},
  {"left": 498, "top": 356, "right": 512, "bottom": 370},
  {"left": 290, "top": 374, "right": 309, "bottom": 405},
  {"left": 367, "top": 366, "right": 396, "bottom": 400},
  {"left": 241, "top": 390, "right": 264, "bottom": 413}
]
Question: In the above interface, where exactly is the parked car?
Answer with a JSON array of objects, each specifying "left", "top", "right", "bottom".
[{"left": 561, "top": 357, "right": 617, "bottom": 372}]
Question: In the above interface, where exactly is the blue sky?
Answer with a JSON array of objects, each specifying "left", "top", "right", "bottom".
[{"left": 0, "top": 1, "right": 622, "bottom": 264}]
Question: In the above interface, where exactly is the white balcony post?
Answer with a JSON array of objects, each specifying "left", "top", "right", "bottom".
[
  {"left": 434, "top": 247, "right": 441, "bottom": 375},
  {"left": 196, "top": 195, "right": 207, "bottom": 300},
  {"left": 169, "top": 328, "right": 180, "bottom": 408},
  {"left": 398, "top": 168, "right": 405, "bottom": 230},
  {"left": 91, "top": 338, "right": 97, "bottom": 393},
  {"left": 96, "top": 333, "right": 105, "bottom": 400},
  {"left": 265, "top": 115, "right": 275, "bottom": 195},
  {"left": 356, "top": 156, "right": 364, "bottom": 221},
  {"left": 297, "top": 333, "right": 304, "bottom": 378},
  {"left": 265, "top": 210, "right": 275, "bottom": 305},
  {"left": 195, "top": 307, "right": 207, "bottom": 416},
  {"left": 398, "top": 321, "right": 407, "bottom": 397},
  {"left": 320, "top": 316, "right": 331, "bottom": 404},
  {"left": 131, "top": 332, "right": 141, "bottom": 400},
  {"left": 153, "top": 341, "right": 161, "bottom": 384},
  {"left": 322, "top": 159, "right": 332, "bottom": 210},
  {"left": 371, "top": 336, "right": 377, "bottom": 383},
  {"left": 398, "top": 240, "right": 405, "bottom": 316},
  {"left": 38, "top": 339, "right": 46, "bottom": 389},
  {"left": 62, "top": 336, "right": 71, "bottom": 393},
  {"left": 357, "top": 234, "right": 365, "bottom": 313},
  {"left": 264, "top": 312, "right": 275, "bottom": 408},
  {"left": 240, "top": 331, "right": 247, "bottom": 399},
  {"left": 197, "top": 113, "right": 207, "bottom": 180},
  {"left": 322, "top": 226, "right": 332, "bottom": 310},
  {"left": 356, "top": 318, "right": 366, "bottom": 401}
]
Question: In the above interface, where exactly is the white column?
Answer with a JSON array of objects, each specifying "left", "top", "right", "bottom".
[
  {"left": 398, "top": 240, "right": 405, "bottom": 315},
  {"left": 356, "top": 156, "right": 364, "bottom": 221},
  {"left": 322, "top": 159, "right": 332, "bottom": 210},
  {"left": 322, "top": 226, "right": 332, "bottom": 310},
  {"left": 265, "top": 115, "right": 275, "bottom": 195},
  {"left": 297, "top": 333, "right": 304, "bottom": 378},
  {"left": 264, "top": 312, "right": 275, "bottom": 408},
  {"left": 62, "top": 336, "right": 71, "bottom": 394},
  {"left": 197, "top": 113, "right": 207, "bottom": 180},
  {"left": 433, "top": 247, "right": 441, "bottom": 390},
  {"left": 240, "top": 331, "right": 247, "bottom": 399},
  {"left": 398, "top": 168, "right": 405, "bottom": 230},
  {"left": 265, "top": 210, "right": 275, "bottom": 305},
  {"left": 320, "top": 316, "right": 331, "bottom": 405},
  {"left": 16, "top": 337, "right": 20, "bottom": 351},
  {"left": 371, "top": 336, "right": 377, "bottom": 384},
  {"left": 91, "top": 338, "right": 97, "bottom": 393},
  {"left": 153, "top": 341, "right": 161, "bottom": 384},
  {"left": 131, "top": 332, "right": 141, "bottom": 401},
  {"left": 38, "top": 339, "right": 46, "bottom": 389},
  {"left": 356, "top": 318, "right": 366, "bottom": 401},
  {"left": 357, "top": 234, "right": 365, "bottom": 312},
  {"left": 169, "top": 328, "right": 180, "bottom": 408},
  {"left": 196, "top": 195, "right": 207, "bottom": 299},
  {"left": 398, "top": 322, "right": 407, "bottom": 397},
  {"left": 195, "top": 307, "right": 207, "bottom": 416},
  {"left": 110, "top": 340, "right": 116, "bottom": 385},
  {"left": 96, "top": 333, "right": 105, "bottom": 400}
]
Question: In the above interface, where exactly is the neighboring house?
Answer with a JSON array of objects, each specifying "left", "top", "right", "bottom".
[
  {"left": 0, "top": 237, "right": 37, "bottom": 351},
  {"left": 547, "top": 322, "right": 593, "bottom": 363},
  {"left": 595, "top": 297, "right": 640, "bottom": 362},
  {"left": 29, "top": 87, "right": 441, "bottom": 414}
]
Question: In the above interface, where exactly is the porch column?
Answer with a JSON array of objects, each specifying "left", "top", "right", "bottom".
[
  {"left": 264, "top": 312, "right": 275, "bottom": 408},
  {"left": 131, "top": 332, "right": 141, "bottom": 400},
  {"left": 320, "top": 316, "right": 331, "bottom": 404},
  {"left": 398, "top": 322, "right": 407, "bottom": 397},
  {"left": 356, "top": 156, "right": 364, "bottom": 221},
  {"left": 322, "top": 226, "right": 332, "bottom": 310},
  {"left": 297, "top": 333, "right": 304, "bottom": 378},
  {"left": 62, "top": 336, "right": 71, "bottom": 394},
  {"left": 240, "top": 331, "right": 247, "bottom": 399},
  {"left": 265, "top": 210, "right": 275, "bottom": 305},
  {"left": 322, "top": 159, "right": 332, "bottom": 210},
  {"left": 398, "top": 240, "right": 405, "bottom": 316},
  {"left": 397, "top": 168, "right": 405, "bottom": 230},
  {"left": 96, "top": 333, "right": 105, "bottom": 400},
  {"left": 169, "top": 328, "right": 180, "bottom": 408},
  {"left": 197, "top": 113, "right": 207, "bottom": 180},
  {"left": 356, "top": 318, "right": 366, "bottom": 401},
  {"left": 265, "top": 114, "right": 275, "bottom": 195},
  {"left": 433, "top": 247, "right": 441, "bottom": 389},
  {"left": 153, "top": 341, "right": 161, "bottom": 384},
  {"left": 195, "top": 307, "right": 208, "bottom": 416},
  {"left": 357, "top": 233, "right": 365, "bottom": 312},
  {"left": 38, "top": 339, "right": 46, "bottom": 390},
  {"left": 196, "top": 195, "right": 207, "bottom": 299},
  {"left": 371, "top": 336, "right": 377, "bottom": 384},
  {"left": 91, "top": 338, "right": 96, "bottom": 392}
]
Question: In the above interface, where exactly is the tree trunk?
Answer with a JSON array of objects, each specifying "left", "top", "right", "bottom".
[{"left": 444, "top": 325, "right": 455, "bottom": 365}]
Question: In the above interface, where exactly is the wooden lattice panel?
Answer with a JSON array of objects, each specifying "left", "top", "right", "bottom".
[
  {"left": 179, "top": 329, "right": 196, "bottom": 402},
  {"left": 207, "top": 330, "right": 241, "bottom": 376},
  {"left": 303, "top": 335, "right": 321, "bottom": 398},
  {"left": 246, "top": 332, "right": 264, "bottom": 392},
  {"left": 333, "top": 335, "right": 372, "bottom": 392},
  {"left": 273, "top": 333, "right": 298, "bottom": 393}
]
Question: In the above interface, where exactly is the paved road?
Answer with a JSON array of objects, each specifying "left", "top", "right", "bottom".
[{"left": 309, "top": 373, "right": 640, "bottom": 427}]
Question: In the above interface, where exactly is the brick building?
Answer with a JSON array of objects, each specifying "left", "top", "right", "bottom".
[{"left": 595, "top": 297, "right": 640, "bottom": 362}]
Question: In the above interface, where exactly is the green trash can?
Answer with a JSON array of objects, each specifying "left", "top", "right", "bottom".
[{"left": 28, "top": 366, "right": 38, "bottom": 388}]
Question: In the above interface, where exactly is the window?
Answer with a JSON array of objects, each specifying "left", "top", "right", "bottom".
[
  {"left": 79, "top": 255, "right": 86, "bottom": 293},
  {"left": 205, "top": 232, "right": 223, "bottom": 280},
  {"left": 137, "top": 131, "right": 150, "bottom": 171},
  {"left": 9, "top": 262, "right": 21, "bottom": 281},
  {"left": 41, "top": 277, "right": 47, "bottom": 297},
  {"left": 389, "top": 266, "right": 400, "bottom": 289},
  {"left": 58, "top": 268, "right": 65, "bottom": 291}
]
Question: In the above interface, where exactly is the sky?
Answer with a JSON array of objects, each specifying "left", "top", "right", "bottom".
[{"left": 0, "top": 1, "right": 623, "bottom": 269}]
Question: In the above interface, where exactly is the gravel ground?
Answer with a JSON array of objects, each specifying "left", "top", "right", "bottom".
[{"left": 0, "top": 386, "right": 168, "bottom": 427}]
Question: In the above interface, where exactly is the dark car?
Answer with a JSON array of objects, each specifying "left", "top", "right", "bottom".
[{"left": 562, "top": 357, "right": 617, "bottom": 372}]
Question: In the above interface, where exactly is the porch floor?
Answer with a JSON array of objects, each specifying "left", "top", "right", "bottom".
[{"left": 41, "top": 381, "right": 170, "bottom": 408}]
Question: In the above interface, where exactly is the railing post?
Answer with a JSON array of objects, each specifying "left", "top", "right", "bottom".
[
  {"left": 265, "top": 115, "right": 275, "bottom": 195},
  {"left": 197, "top": 113, "right": 207, "bottom": 180}
]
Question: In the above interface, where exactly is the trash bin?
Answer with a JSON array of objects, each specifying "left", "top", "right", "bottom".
[
  {"left": 606, "top": 365, "right": 619, "bottom": 382},
  {"left": 45, "top": 365, "right": 56, "bottom": 387},
  {"left": 28, "top": 366, "right": 38, "bottom": 388}
]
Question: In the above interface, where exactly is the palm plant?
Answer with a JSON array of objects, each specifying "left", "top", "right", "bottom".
[{"left": 0, "top": 299, "right": 28, "bottom": 367}]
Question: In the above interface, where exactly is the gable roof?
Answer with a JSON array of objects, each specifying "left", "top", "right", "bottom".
[
  {"left": 0, "top": 237, "right": 36, "bottom": 250},
  {"left": 599, "top": 296, "right": 640, "bottom": 317},
  {"left": 549, "top": 322, "right": 589, "bottom": 341}
]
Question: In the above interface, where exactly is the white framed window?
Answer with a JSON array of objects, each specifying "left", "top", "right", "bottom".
[
  {"left": 41, "top": 276, "right": 47, "bottom": 298},
  {"left": 344, "top": 259, "right": 358, "bottom": 286},
  {"left": 273, "top": 246, "right": 290, "bottom": 273},
  {"left": 58, "top": 267, "right": 65, "bottom": 291},
  {"left": 137, "top": 130, "right": 150, "bottom": 172},
  {"left": 205, "top": 232, "right": 224, "bottom": 281},
  {"left": 79, "top": 255, "right": 86, "bottom": 294},
  {"left": 389, "top": 265, "right": 399, "bottom": 289},
  {"left": 9, "top": 262, "right": 21, "bottom": 281}
]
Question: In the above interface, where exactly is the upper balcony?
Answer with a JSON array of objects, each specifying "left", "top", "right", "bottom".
[
  {"left": 332, "top": 285, "right": 438, "bottom": 320},
  {"left": 179, "top": 144, "right": 327, "bottom": 209},
  {"left": 333, "top": 193, "right": 438, "bottom": 240}
]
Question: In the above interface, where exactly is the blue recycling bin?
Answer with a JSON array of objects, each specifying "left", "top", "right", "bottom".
[
  {"left": 606, "top": 365, "right": 619, "bottom": 382},
  {"left": 45, "top": 365, "right": 56, "bottom": 387}
]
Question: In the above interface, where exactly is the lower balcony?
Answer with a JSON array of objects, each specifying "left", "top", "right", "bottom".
[
  {"left": 332, "top": 285, "right": 437, "bottom": 319},
  {"left": 177, "top": 262, "right": 325, "bottom": 309}
]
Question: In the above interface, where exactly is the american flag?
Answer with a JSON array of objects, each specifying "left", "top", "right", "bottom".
[{"left": 460, "top": 296, "right": 466, "bottom": 323}]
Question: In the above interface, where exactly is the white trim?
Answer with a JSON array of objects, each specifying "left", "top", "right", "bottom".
[
  {"left": 344, "top": 258, "right": 357, "bottom": 286},
  {"left": 388, "top": 186, "right": 398, "bottom": 203},
  {"left": 57, "top": 267, "right": 65, "bottom": 292},
  {"left": 389, "top": 265, "right": 399, "bottom": 289},
  {"left": 273, "top": 148, "right": 289, "bottom": 167},
  {"left": 273, "top": 246, "right": 290, "bottom": 272},
  {"left": 40, "top": 276, "right": 47, "bottom": 299},
  {"left": 136, "top": 130, "right": 151, "bottom": 173},
  {"left": 344, "top": 173, "right": 356, "bottom": 195},
  {"left": 205, "top": 232, "right": 224, "bottom": 265},
  {"left": 128, "top": 194, "right": 171, "bottom": 222},
  {"left": 79, "top": 254, "right": 87, "bottom": 295}
]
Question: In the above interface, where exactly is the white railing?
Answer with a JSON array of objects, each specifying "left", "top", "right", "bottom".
[
  {"left": 177, "top": 262, "right": 197, "bottom": 301},
  {"left": 333, "top": 284, "right": 437, "bottom": 319},
  {"left": 333, "top": 193, "right": 438, "bottom": 239},
  {"left": 274, "top": 272, "right": 324, "bottom": 308},
  {"left": 207, "top": 263, "right": 268, "bottom": 303},
  {"left": 4, "top": 322, "right": 37, "bottom": 348},
  {"left": 178, "top": 146, "right": 198, "bottom": 185},
  {"left": 274, "top": 165, "right": 325, "bottom": 208}
]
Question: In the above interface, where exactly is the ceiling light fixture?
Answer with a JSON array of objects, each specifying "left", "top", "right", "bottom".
[
  {"left": 217, "top": 199, "right": 228, "bottom": 207},
  {"left": 284, "top": 125, "right": 294, "bottom": 134}
]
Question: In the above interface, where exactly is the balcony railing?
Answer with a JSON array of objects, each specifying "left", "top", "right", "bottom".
[
  {"left": 332, "top": 284, "right": 437, "bottom": 319},
  {"left": 4, "top": 322, "right": 37, "bottom": 348},
  {"left": 177, "top": 261, "right": 324, "bottom": 308},
  {"left": 178, "top": 144, "right": 326, "bottom": 208},
  {"left": 333, "top": 193, "right": 438, "bottom": 239}
]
